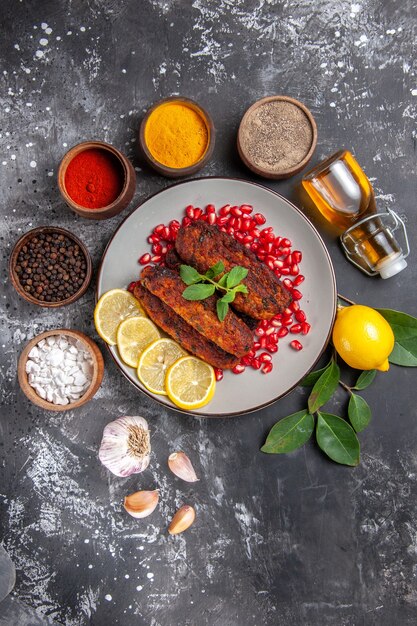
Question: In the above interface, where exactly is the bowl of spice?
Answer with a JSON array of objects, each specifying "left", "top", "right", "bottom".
[
  {"left": 9, "top": 226, "right": 92, "bottom": 307},
  {"left": 18, "top": 329, "right": 104, "bottom": 411},
  {"left": 58, "top": 141, "right": 136, "bottom": 220},
  {"left": 139, "top": 96, "right": 215, "bottom": 178},
  {"left": 237, "top": 95, "right": 317, "bottom": 179}
]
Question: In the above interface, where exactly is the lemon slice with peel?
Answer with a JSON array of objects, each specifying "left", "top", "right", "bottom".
[
  {"left": 117, "top": 316, "right": 160, "bottom": 368},
  {"left": 94, "top": 289, "right": 144, "bottom": 346},
  {"left": 137, "top": 338, "right": 187, "bottom": 395},
  {"left": 166, "top": 356, "right": 216, "bottom": 410}
]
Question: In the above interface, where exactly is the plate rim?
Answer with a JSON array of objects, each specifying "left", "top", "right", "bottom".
[{"left": 96, "top": 176, "right": 337, "bottom": 418}]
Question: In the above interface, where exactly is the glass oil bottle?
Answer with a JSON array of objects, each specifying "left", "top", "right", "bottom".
[{"left": 302, "top": 150, "right": 409, "bottom": 279}]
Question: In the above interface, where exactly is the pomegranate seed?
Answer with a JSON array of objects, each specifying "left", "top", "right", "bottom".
[
  {"left": 151, "top": 255, "right": 162, "bottom": 263},
  {"left": 163, "top": 226, "right": 171, "bottom": 240},
  {"left": 241, "top": 355, "right": 253, "bottom": 366},
  {"left": 293, "top": 250, "right": 302, "bottom": 263},
  {"left": 206, "top": 204, "right": 216, "bottom": 214},
  {"left": 271, "top": 319, "right": 282, "bottom": 327},
  {"left": 229, "top": 217, "right": 237, "bottom": 228},
  {"left": 255, "top": 326, "right": 265, "bottom": 337},
  {"left": 282, "top": 238, "right": 292, "bottom": 247},
  {"left": 290, "top": 300, "right": 300, "bottom": 312},
  {"left": 241, "top": 218, "right": 251, "bottom": 231},
  {"left": 219, "top": 204, "right": 232, "bottom": 216},
  {"left": 285, "top": 253, "right": 293, "bottom": 265},
  {"left": 293, "top": 274, "right": 305, "bottom": 286},
  {"left": 231, "top": 206, "right": 243, "bottom": 217},
  {"left": 283, "top": 278, "right": 293, "bottom": 290},
  {"left": 254, "top": 213, "right": 266, "bottom": 225},
  {"left": 265, "top": 326, "right": 276, "bottom": 336},
  {"left": 252, "top": 228, "right": 261, "bottom": 238},
  {"left": 279, "top": 247, "right": 291, "bottom": 257},
  {"left": 260, "top": 336, "right": 268, "bottom": 348},
  {"left": 139, "top": 253, "right": 151, "bottom": 264},
  {"left": 284, "top": 307, "right": 293, "bottom": 316},
  {"left": 169, "top": 219, "right": 180, "bottom": 229},
  {"left": 290, "top": 324, "right": 302, "bottom": 333},
  {"left": 274, "top": 236, "right": 282, "bottom": 248},
  {"left": 227, "top": 227, "right": 235, "bottom": 236},
  {"left": 232, "top": 364, "right": 245, "bottom": 374},
  {"left": 292, "top": 289, "right": 303, "bottom": 300},
  {"left": 260, "top": 320, "right": 269, "bottom": 328},
  {"left": 301, "top": 322, "right": 311, "bottom": 335},
  {"left": 295, "top": 310, "right": 306, "bottom": 323},
  {"left": 274, "top": 259, "right": 284, "bottom": 269},
  {"left": 242, "top": 235, "right": 254, "bottom": 244},
  {"left": 259, "top": 352, "right": 272, "bottom": 363},
  {"left": 266, "top": 258, "right": 275, "bottom": 270},
  {"left": 262, "top": 232, "right": 275, "bottom": 243},
  {"left": 267, "top": 332, "right": 278, "bottom": 344},
  {"left": 154, "top": 223, "right": 165, "bottom": 235},
  {"left": 290, "top": 263, "right": 299, "bottom": 276},
  {"left": 235, "top": 232, "right": 244, "bottom": 243},
  {"left": 148, "top": 234, "right": 160, "bottom": 244},
  {"left": 219, "top": 226, "right": 227, "bottom": 233},
  {"left": 266, "top": 344, "right": 278, "bottom": 353},
  {"left": 127, "top": 281, "right": 136, "bottom": 293},
  {"left": 282, "top": 315, "right": 293, "bottom": 326},
  {"left": 250, "top": 242, "right": 259, "bottom": 252},
  {"left": 182, "top": 216, "right": 192, "bottom": 227},
  {"left": 253, "top": 341, "right": 261, "bottom": 350},
  {"left": 251, "top": 358, "right": 261, "bottom": 370},
  {"left": 186, "top": 206, "right": 195, "bottom": 219},
  {"left": 166, "top": 242, "right": 174, "bottom": 251},
  {"left": 240, "top": 204, "right": 253, "bottom": 214},
  {"left": 214, "top": 367, "right": 223, "bottom": 381},
  {"left": 263, "top": 242, "right": 274, "bottom": 254},
  {"left": 207, "top": 213, "right": 216, "bottom": 225},
  {"left": 216, "top": 215, "right": 229, "bottom": 226},
  {"left": 290, "top": 340, "right": 303, "bottom": 351},
  {"left": 277, "top": 327, "right": 289, "bottom": 338},
  {"left": 193, "top": 208, "right": 202, "bottom": 219},
  {"left": 161, "top": 246, "right": 168, "bottom": 255},
  {"left": 281, "top": 267, "right": 291, "bottom": 275},
  {"left": 262, "top": 362, "right": 273, "bottom": 374},
  {"left": 152, "top": 243, "right": 162, "bottom": 254},
  {"left": 274, "top": 269, "right": 282, "bottom": 278}
]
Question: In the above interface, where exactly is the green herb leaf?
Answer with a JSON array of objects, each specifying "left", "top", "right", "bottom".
[
  {"left": 261, "top": 411, "right": 314, "bottom": 454},
  {"left": 220, "top": 291, "right": 236, "bottom": 304},
  {"left": 377, "top": 308, "right": 417, "bottom": 367},
  {"left": 217, "top": 299, "right": 229, "bottom": 322},
  {"left": 308, "top": 360, "right": 340, "bottom": 413},
  {"left": 182, "top": 284, "right": 215, "bottom": 300},
  {"left": 233, "top": 283, "right": 248, "bottom": 294},
  {"left": 217, "top": 273, "right": 229, "bottom": 288},
  {"left": 316, "top": 412, "right": 360, "bottom": 466},
  {"left": 300, "top": 362, "right": 331, "bottom": 387},
  {"left": 180, "top": 265, "right": 202, "bottom": 286},
  {"left": 205, "top": 261, "right": 225, "bottom": 279},
  {"left": 226, "top": 266, "right": 248, "bottom": 289},
  {"left": 348, "top": 393, "right": 372, "bottom": 433},
  {"left": 353, "top": 370, "right": 377, "bottom": 390}
]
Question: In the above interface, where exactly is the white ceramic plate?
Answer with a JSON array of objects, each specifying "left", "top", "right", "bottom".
[{"left": 97, "top": 178, "right": 337, "bottom": 417}]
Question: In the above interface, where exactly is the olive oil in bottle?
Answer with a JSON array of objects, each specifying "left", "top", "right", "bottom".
[{"left": 302, "top": 150, "right": 409, "bottom": 279}]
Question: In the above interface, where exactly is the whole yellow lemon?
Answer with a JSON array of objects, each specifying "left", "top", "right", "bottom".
[{"left": 332, "top": 304, "right": 395, "bottom": 371}]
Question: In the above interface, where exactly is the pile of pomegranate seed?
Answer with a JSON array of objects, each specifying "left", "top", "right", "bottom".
[{"left": 132, "top": 203, "right": 310, "bottom": 377}]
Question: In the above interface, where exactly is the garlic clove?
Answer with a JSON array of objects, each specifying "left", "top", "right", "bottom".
[
  {"left": 99, "top": 416, "right": 151, "bottom": 477},
  {"left": 123, "top": 490, "right": 159, "bottom": 519},
  {"left": 168, "top": 505, "right": 196, "bottom": 535},
  {"left": 168, "top": 451, "right": 199, "bottom": 483}
]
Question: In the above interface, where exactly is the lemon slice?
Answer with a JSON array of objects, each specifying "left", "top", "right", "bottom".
[
  {"left": 116, "top": 316, "right": 160, "bottom": 368},
  {"left": 165, "top": 356, "right": 216, "bottom": 410},
  {"left": 137, "top": 338, "right": 187, "bottom": 395},
  {"left": 94, "top": 289, "right": 144, "bottom": 345}
]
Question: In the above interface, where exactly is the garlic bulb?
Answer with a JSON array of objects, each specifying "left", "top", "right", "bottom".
[
  {"left": 168, "top": 452, "right": 199, "bottom": 482},
  {"left": 99, "top": 415, "right": 151, "bottom": 477},
  {"left": 124, "top": 490, "right": 159, "bottom": 519},
  {"left": 168, "top": 505, "right": 196, "bottom": 535}
]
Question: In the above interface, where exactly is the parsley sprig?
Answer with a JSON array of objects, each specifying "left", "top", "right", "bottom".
[{"left": 180, "top": 262, "right": 248, "bottom": 321}]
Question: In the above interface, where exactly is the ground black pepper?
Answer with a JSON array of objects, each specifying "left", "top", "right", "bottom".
[
  {"left": 14, "top": 231, "right": 87, "bottom": 302},
  {"left": 239, "top": 100, "right": 314, "bottom": 173}
]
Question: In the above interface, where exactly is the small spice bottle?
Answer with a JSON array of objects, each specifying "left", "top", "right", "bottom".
[
  {"left": 139, "top": 97, "right": 215, "bottom": 178},
  {"left": 302, "top": 150, "right": 409, "bottom": 278}
]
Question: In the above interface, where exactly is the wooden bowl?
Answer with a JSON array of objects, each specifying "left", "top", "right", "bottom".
[
  {"left": 139, "top": 96, "right": 215, "bottom": 178},
  {"left": 9, "top": 226, "right": 93, "bottom": 308},
  {"left": 237, "top": 95, "right": 318, "bottom": 179},
  {"left": 58, "top": 141, "right": 136, "bottom": 220},
  {"left": 18, "top": 329, "right": 104, "bottom": 411}
]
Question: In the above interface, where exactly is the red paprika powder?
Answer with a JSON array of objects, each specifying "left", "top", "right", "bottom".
[{"left": 64, "top": 148, "right": 124, "bottom": 209}]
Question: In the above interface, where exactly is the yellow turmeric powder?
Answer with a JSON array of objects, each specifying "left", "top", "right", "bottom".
[{"left": 144, "top": 101, "right": 209, "bottom": 169}]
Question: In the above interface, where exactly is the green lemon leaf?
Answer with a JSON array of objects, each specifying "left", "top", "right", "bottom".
[
  {"left": 353, "top": 370, "right": 377, "bottom": 390},
  {"left": 316, "top": 412, "right": 360, "bottom": 466},
  {"left": 180, "top": 265, "right": 202, "bottom": 286},
  {"left": 205, "top": 261, "right": 225, "bottom": 279},
  {"left": 220, "top": 291, "right": 236, "bottom": 304},
  {"left": 348, "top": 393, "right": 372, "bottom": 433},
  {"left": 377, "top": 308, "right": 417, "bottom": 367},
  {"left": 300, "top": 362, "right": 331, "bottom": 387},
  {"left": 261, "top": 411, "right": 314, "bottom": 454},
  {"left": 308, "top": 360, "right": 340, "bottom": 413},
  {"left": 182, "top": 284, "right": 215, "bottom": 300},
  {"left": 226, "top": 266, "right": 248, "bottom": 289},
  {"left": 217, "top": 299, "right": 229, "bottom": 321}
]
